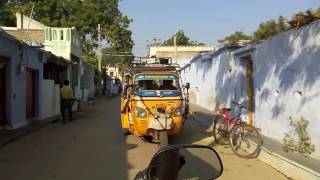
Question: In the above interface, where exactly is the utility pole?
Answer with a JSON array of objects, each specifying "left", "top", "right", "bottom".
[
  {"left": 19, "top": 1, "right": 23, "bottom": 29},
  {"left": 25, "top": 3, "right": 34, "bottom": 42},
  {"left": 98, "top": 24, "right": 102, "bottom": 72},
  {"left": 174, "top": 35, "right": 177, "bottom": 64},
  {"left": 97, "top": 24, "right": 103, "bottom": 96}
]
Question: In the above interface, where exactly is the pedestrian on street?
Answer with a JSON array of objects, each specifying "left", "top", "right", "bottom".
[{"left": 60, "top": 80, "right": 74, "bottom": 123}]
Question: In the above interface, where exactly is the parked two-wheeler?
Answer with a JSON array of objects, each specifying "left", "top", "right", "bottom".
[{"left": 134, "top": 144, "right": 223, "bottom": 180}]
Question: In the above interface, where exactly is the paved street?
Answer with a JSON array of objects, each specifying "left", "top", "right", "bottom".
[{"left": 0, "top": 97, "right": 287, "bottom": 180}]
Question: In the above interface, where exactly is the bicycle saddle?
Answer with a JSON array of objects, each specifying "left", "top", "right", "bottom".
[{"left": 222, "top": 108, "right": 231, "bottom": 111}]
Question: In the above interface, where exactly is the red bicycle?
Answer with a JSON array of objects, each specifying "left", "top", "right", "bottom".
[{"left": 213, "top": 101, "right": 262, "bottom": 158}]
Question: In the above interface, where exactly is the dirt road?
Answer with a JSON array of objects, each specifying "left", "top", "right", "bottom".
[{"left": 0, "top": 97, "right": 287, "bottom": 180}]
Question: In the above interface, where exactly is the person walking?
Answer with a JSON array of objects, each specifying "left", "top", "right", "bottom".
[{"left": 60, "top": 80, "right": 74, "bottom": 123}]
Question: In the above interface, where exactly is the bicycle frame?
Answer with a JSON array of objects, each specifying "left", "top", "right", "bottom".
[
  {"left": 218, "top": 108, "right": 241, "bottom": 132},
  {"left": 214, "top": 102, "right": 262, "bottom": 158}
]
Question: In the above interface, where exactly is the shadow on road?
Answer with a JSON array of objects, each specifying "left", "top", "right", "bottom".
[
  {"left": 170, "top": 115, "right": 216, "bottom": 147},
  {"left": 0, "top": 97, "right": 132, "bottom": 180}
]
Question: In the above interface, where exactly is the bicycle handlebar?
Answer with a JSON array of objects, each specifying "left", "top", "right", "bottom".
[{"left": 232, "top": 101, "right": 247, "bottom": 109}]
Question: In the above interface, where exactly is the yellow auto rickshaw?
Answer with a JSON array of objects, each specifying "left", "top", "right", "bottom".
[{"left": 121, "top": 57, "right": 190, "bottom": 147}]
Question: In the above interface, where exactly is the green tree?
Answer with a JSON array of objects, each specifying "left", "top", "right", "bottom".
[
  {"left": 277, "top": 16, "right": 289, "bottom": 32},
  {"left": 165, "top": 30, "right": 206, "bottom": 46},
  {"left": 0, "top": 0, "right": 134, "bottom": 67},
  {"left": 313, "top": 8, "right": 320, "bottom": 17},
  {"left": 218, "top": 31, "right": 252, "bottom": 43},
  {"left": 163, "top": 30, "right": 190, "bottom": 46},
  {"left": 147, "top": 38, "right": 163, "bottom": 46},
  {"left": 0, "top": 1, "right": 16, "bottom": 26},
  {"left": 253, "top": 20, "right": 278, "bottom": 40},
  {"left": 83, "top": 39, "right": 98, "bottom": 66},
  {"left": 100, "top": 44, "right": 135, "bottom": 75},
  {"left": 253, "top": 16, "right": 289, "bottom": 40}
]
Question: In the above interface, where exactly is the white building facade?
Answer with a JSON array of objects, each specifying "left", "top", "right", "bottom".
[
  {"left": 180, "top": 21, "right": 320, "bottom": 159},
  {"left": 149, "top": 46, "right": 214, "bottom": 67}
]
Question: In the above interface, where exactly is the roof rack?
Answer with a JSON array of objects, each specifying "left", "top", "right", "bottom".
[
  {"left": 127, "top": 56, "right": 180, "bottom": 74},
  {"left": 130, "top": 56, "right": 178, "bottom": 66}
]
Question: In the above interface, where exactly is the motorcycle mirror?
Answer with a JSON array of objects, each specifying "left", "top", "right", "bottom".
[{"left": 142, "top": 144, "right": 223, "bottom": 180}]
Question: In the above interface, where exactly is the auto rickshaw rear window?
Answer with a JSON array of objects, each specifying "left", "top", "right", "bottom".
[{"left": 135, "top": 75, "right": 178, "bottom": 90}]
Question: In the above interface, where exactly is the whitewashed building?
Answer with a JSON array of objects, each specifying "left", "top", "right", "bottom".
[
  {"left": 149, "top": 46, "right": 214, "bottom": 67},
  {"left": 180, "top": 20, "right": 320, "bottom": 159}
]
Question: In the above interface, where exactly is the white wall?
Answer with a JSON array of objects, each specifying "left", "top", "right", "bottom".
[
  {"left": 149, "top": 46, "right": 214, "bottom": 56},
  {"left": 16, "top": 12, "right": 46, "bottom": 30},
  {"left": 249, "top": 21, "right": 320, "bottom": 158},
  {"left": 180, "top": 20, "right": 320, "bottom": 158},
  {"left": 40, "top": 80, "right": 60, "bottom": 119},
  {"left": 0, "top": 32, "right": 47, "bottom": 129},
  {"left": 80, "top": 62, "right": 95, "bottom": 102},
  {"left": 82, "top": 89, "right": 91, "bottom": 102},
  {"left": 180, "top": 49, "right": 237, "bottom": 112}
]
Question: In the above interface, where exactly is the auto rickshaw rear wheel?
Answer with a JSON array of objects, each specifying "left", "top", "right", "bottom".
[{"left": 122, "top": 128, "right": 131, "bottom": 136}]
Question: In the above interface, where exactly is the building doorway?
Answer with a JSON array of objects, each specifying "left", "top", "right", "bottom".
[
  {"left": 26, "top": 68, "right": 36, "bottom": 119},
  {"left": 0, "top": 58, "right": 7, "bottom": 127},
  {"left": 244, "top": 57, "right": 254, "bottom": 125}
]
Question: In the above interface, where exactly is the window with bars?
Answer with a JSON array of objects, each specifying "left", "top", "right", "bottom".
[
  {"left": 66, "top": 29, "right": 71, "bottom": 41},
  {"left": 60, "top": 30, "right": 64, "bottom": 40},
  {"left": 52, "top": 30, "right": 57, "bottom": 40}
]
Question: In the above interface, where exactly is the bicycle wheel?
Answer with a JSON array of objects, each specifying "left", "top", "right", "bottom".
[
  {"left": 213, "top": 115, "right": 229, "bottom": 145},
  {"left": 229, "top": 123, "right": 262, "bottom": 158}
]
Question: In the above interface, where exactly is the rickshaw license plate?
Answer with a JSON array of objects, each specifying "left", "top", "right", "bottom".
[{"left": 148, "top": 117, "right": 173, "bottom": 130}]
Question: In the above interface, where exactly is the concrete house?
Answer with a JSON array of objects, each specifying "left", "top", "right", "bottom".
[
  {"left": 180, "top": 21, "right": 320, "bottom": 161},
  {"left": 1, "top": 13, "right": 70, "bottom": 122},
  {"left": 232, "top": 21, "right": 320, "bottom": 159},
  {"left": 4, "top": 13, "right": 46, "bottom": 45},
  {"left": 180, "top": 43, "right": 244, "bottom": 110},
  {"left": 0, "top": 30, "right": 53, "bottom": 129},
  {"left": 44, "top": 28, "right": 95, "bottom": 103},
  {"left": 44, "top": 27, "right": 83, "bottom": 100},
  {"left": 0, "top": 12, "right": 96, "bottom": 129},
  {"left": 149, "top": 46, "right": 214, "bottom": 67},
  {"left": 2, "top": 12, "right": 95, "bottom": 106}
]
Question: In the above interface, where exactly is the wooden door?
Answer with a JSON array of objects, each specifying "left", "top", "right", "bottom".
[
  {"left": 26, "top": 68, "right": 35, "bottom": 118},
  {"left": 246, "top": 59, "right": 254, "bottom": 125},
  {"left": 0, "top": 62, "right": 6, "bottom": 125}
]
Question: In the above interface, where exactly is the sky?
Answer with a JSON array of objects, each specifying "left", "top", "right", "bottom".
[{"left": 119, "top": 0, "right": 320, "bottom": 56}]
